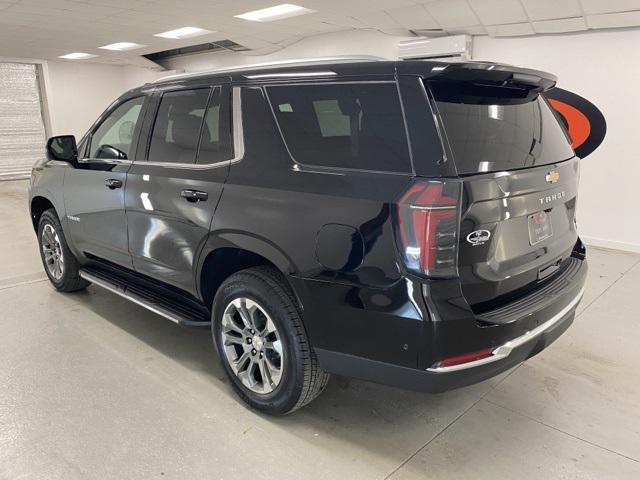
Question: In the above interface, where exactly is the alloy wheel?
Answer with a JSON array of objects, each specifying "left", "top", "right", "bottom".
[
  {"left": 220, "top": 297, "right": 284, "bottom": 394},
  {"left": 41, "top": 223, "right": 65, "bottom": 281}
]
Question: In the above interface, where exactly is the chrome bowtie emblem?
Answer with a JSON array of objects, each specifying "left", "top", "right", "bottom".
[{"left": 466, "top": 229, "right": 491, "bottom": 246}]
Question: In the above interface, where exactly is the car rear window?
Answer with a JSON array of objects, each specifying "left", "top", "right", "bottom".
[
  {"left": 430, "top": 81, "right": 575, "bottom": 174},
  {"left": 267, "top": 83, "right": 411, "bottom": 173}
]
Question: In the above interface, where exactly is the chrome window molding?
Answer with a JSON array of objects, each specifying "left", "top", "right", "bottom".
[
  {"left": 78, "top": 158, "right": 133, "bottom": 165},
  {"left": 136, "top": 86, "right": 244, "bottom": 171}
]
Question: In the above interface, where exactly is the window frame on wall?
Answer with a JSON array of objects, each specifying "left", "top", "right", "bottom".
[{"left": 264, "top": 80, "right": 414, "bottom": 175}]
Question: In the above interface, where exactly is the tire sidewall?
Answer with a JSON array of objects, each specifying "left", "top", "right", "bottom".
[{"left": 212, "top": 276, "right": 304, "bottom": 414}]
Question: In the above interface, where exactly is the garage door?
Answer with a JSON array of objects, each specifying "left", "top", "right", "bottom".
[{"left": 0, "top": 62, "right": 47, "bottom": 179}]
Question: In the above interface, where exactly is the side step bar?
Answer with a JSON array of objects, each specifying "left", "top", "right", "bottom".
[{"left": 79, "top": 269, "right": 210, "bottom": 328}]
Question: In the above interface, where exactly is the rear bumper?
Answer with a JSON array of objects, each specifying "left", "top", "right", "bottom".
[
  {"left": 315, "top": 256, "right": 587, "bottom": 393},
  {"left": 316, "top": 290, "right": 578, "bottom": 392}
]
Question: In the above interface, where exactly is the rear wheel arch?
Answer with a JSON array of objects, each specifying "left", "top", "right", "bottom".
[{"left": 198, "top": 244, "right": 302, "bottom": 312}]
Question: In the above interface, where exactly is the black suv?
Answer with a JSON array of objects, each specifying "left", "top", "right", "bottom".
[{"left": 29, "top": 59, "right": 587, "bottom": 415}]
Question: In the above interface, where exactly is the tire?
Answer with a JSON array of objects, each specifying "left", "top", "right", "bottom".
[
  {"left": 37, "top": 209, "right": 90, "bottom": 292},
  {"left": 212, "top": 266, "right": 330, "bottom": 415}
]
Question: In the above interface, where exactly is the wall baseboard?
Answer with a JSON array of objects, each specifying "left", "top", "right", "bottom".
[{"left": 582, "top": 236, "right": 640, "bottom": 254}]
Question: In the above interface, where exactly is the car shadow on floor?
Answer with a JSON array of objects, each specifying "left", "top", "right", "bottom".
[{"left": 70, "top": 283, "right": 499, "bottom": 456}]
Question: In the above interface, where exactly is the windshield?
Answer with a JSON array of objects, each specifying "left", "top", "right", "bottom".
[{"left": 430, "top": 81, "right": 575, "bottom": 174}]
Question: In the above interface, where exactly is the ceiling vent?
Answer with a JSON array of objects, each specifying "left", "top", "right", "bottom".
[
  {"left": 144, "top": 40, "right": 249, "bottom": 63},
  {"left": 398, "top": 34, "right": 472, "bottom": 61}
]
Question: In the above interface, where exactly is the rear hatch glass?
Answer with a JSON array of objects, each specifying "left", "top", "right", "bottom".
[
  {"left": 427, "top": 80, "right": 579, "bottom": 312},
  {"left": 430, "top": 81, "right": 574, "bottom": 175}
]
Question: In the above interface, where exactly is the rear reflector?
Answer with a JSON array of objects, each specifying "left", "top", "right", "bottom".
[
  {"left": 395, "top": 180, "right": 461, "bottom": 277},
  {"left": 435, "top": 348, "right": 495, "bottom": 368}
]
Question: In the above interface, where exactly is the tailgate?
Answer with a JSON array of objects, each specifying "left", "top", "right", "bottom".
[
  {"left": 458, "top": 158, "right": 579, "bottom": 309},
  {"left": 425, "top": 71, "right": 580, "bottom": 310}
]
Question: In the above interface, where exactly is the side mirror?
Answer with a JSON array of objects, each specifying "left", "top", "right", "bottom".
[
  {"left": 46, "top": 135, "right": 78, "bottom": 162},
  {"left": 95, "top": 144, "right": 127, "bottom": 160}
]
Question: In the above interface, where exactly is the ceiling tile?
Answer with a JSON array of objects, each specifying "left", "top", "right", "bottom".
[
  {"left": 579, "top": 0, "right": 640, "bottom": 15},
  {"left": 424, "top": 0, "right": 480, "bottom": 28},
  {"left": 385, "top": 5, "right": 440, "bottom": 30},
  {"left": 446, "top": 25, "right": 488, "bottom": 35},
  {"left": 353, "top": 11, "right": 401, "bottom": 29},
  {"left": 521, "top": 0, "right": 582, "bottom": 21},
  {"left": 485, "top": 22, "right": 535, "bottom": 36},
  {"left": 586, "top": 10, "right": 640, "bottom": 28},
  {"left": 532, "top": 17, "right": 587, "bottom": 33},
  {"left": 468, "top": 0, "right": 528, "bottom": 25}
]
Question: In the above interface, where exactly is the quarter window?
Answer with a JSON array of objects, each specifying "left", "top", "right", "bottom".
[
  {"left": 148, "top": 89, "right": 210, "bottom": 164},
  {"left": 267, "top": 83, "right": 411, "bottom": 173},
  {"left": 89, "top": 96, "right": 144, "bottom": 160}
]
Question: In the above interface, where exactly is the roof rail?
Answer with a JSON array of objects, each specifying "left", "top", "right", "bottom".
[{"left": 153, "top": 55, "right": 387, "bottom": 83}]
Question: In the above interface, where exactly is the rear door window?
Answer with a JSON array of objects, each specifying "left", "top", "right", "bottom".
[
  {"left": 267, "top": 83, "right": 411, "bottom": 173},
  {"left": 148, "top": 89, "right": 210, "bottom": 164},
  {"left": 430, "top": 81, "right": 575, "bottom": 174}
]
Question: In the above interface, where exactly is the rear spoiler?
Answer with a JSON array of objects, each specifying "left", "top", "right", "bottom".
[{"left": 422, "top": 62, "right": 557, "bottom": 92}]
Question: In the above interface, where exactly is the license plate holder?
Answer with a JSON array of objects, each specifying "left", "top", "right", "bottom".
[{"left": 528, "top": 211, "right": 553, "bottom": 245}]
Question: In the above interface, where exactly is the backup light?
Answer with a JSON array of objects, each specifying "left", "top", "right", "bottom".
[
  {"left": 99, "top": 42, "right": 146, "bottom": 51},
  {"left": 59, "top": 52, "right": 97, "bottom": 60},
  {"left": 154, "top": 27, "right": 213, "bottom": 39},
  {"left": 235, "top": 4, "right": 315, "bottom": 22}
]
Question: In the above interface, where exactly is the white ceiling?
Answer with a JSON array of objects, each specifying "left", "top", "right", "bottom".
[{"left": 1, "top": 0, "right": 639, "bottom": 67}]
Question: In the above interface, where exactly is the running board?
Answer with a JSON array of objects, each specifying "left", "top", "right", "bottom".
[{"left": 79, "top": 269, "right": 211, "bottom": 328}]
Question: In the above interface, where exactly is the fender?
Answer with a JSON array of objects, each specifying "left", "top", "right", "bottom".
[{"left": 194, "top": 229, "right": 299, "bottom": 299}]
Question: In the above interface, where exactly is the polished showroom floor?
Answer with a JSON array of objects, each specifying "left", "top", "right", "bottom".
[{"left": 1, "top": 179, "right": 639, "bottom": 479}]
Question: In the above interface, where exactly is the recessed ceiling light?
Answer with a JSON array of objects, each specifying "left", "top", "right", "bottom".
[
  {"left": 99, "top": 42, "right": 146, "bottom": 51},
  {"left": 154, "top": 27, "right": 213, "bottom": 39},
  {"left": 59, "top": 52, "right": 98, "bottom": 60},
  {"left": 235, "top": 3, "right": 315, "bottom": 22}
]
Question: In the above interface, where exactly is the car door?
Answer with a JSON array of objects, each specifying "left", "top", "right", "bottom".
[
  {"left": 64, "top": 94, "right": 148, "bottom": 269},
  {"left": 125, "top": 84, "right": 236, "bottom": 295}
]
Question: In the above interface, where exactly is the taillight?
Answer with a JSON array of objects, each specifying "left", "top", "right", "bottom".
[
  {"left": 395, "top": 179, "right": 461, "bottom": 278},
  {"left": 435, "top": 348, "right": 495, "bottom": 368}
]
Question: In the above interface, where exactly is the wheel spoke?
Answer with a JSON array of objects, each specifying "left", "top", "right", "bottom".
[
  {"left": 232, "top": 351, "right": 251, "bottom": 374},
  {"left": 222, "top": 312, "right": 244, "bottom": 335},
  {"left": 223, "top": 334, "right": 244, "bottom": 346},
  {"left": 258, "top": 359, "right": 274, "bottom": 393},
  {"left": 264, "top": 356, "right": 282, "bottom": 386},
  {"left": 232, "top": 298, "right": 253, "bottom": 331}
]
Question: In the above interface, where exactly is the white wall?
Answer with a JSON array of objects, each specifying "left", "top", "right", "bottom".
[
  {"left": 45, "top": 61, "right": 168, "bottom": 139},
  {"left": 473, "top": 29, "right": 640, "bottom": 253}
]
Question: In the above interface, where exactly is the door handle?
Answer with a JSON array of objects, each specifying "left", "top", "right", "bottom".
[
  {"left": 105, "top": 178, "right": 123, "bottom": 189},
  {"left": 181, "top": 189, "right": 208, "bottom": 202}
]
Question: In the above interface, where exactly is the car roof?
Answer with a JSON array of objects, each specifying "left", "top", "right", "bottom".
[{"left": 130, "top": 57, "right": 557, "bottom": 95}]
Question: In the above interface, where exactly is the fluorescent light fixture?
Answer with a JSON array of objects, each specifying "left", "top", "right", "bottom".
[
  {"left": 59, "top": 52, "right": 98, "bottom": 60},
  {"left": 154, "top": 27, "right": 212, "bottom": 39},
  {"left": 235, "top": 3, "right": 315, "bottom": 22},
  {"left": 99, "top": 42, "right": 146, "bottom": 51}
]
